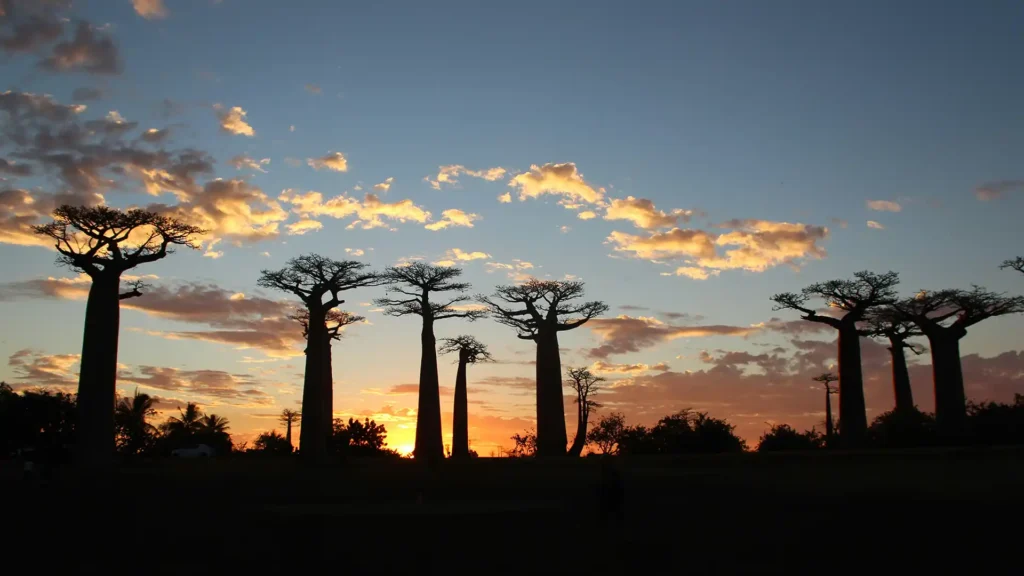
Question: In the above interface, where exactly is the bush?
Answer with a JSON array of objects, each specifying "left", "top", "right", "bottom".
[{"left": 757, "top": 424, "right": 824, "bottom": 452}]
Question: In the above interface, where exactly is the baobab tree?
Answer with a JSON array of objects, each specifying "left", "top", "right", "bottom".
[
  {"left": 864, "top": 307, "right": 924, "bottom": 414},
  {"left": 812, "top": 372, "right": 839, "bottom": 445},
  {"left": 293, "top": 307, "right": 364, "bottom": 430},
  {"left": 258, "top": 255, "right": 380, "bottom": 461},
  {"left": 375, "top": 263, "right": 486, "bottom": 462},
  {"left": 771, "top": 271, "right": 899, "bottom": 445},
  {"left": 278, "top": 409, "right": 302, "bottom": 451},
  {"left": 33, "top": 205, "right": 204, "bottom": 466},
  {"left": 438, "top": 335, "right": 492, "bottom": 459},
  {"left": 565, "top": 367, "right": 604, "bottom": 457},
  {"left": 892, "top": 287, "right": 1024, "bottom": 437},
  {"left": 1001, "top": 257, "right": 1023, "bottom": 275},
  {"left": 478, "top": 280, "right": 608, "bottom": 457}
]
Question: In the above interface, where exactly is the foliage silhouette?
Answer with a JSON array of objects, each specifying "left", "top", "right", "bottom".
[
  {"left": 1000, "top": 257, "right": 1023, "bottom": 275},
  {"left": 252, "top": 430, "right": 292, "bottom": 454},
  {"left": 258, "top": 254, "right": 380, "bottom": 462},
  {"left": 771, "top": 271, "right": 900, "bottom": 446},
  {"left": 33, "top": 205, "right": 204, "bottom": 466},
  {"left": 863, "top": 307, "right": 924, "bottom": 414},
  {"left": 967, "top": 394, "right": 1024, "bottom": 445},
  {"left": 812, "top": 372, "right": 839, "bottom": 445},
  {"left": 479, "top": 279, "right": 607, "bottom": 457},
  {"left": 892, "top": 287, "right": 1024, "bottom": 438},
  {"left": 565, "top": 367, "right": 603, "bottom": 457},
  {"left": 757, "top": 424, "right": 825, "bottom": 451},
  {"left": 331, "top": 417, "right": 400, "bottom": 459},
  {"left": 158, "top": 402, "right": 232, "bottom": 454},
  {"left": 616, "top": 410, "right": 747, "bottom": 455},
  {"left": 278, "top": 409, "right": 302, "bottom": 450},
  {"left": 507, "top": 429, "right": 538, "bottom": 457},
  {"left": 0, "top": 383, "right": 77, "bottom": 465},
  {"left": 439, "top": 335, "right": 492, "bottom": 459},
  {"left": 867, "top": 408, "right": 936, "bottom": 449},
  {"left": 114, "top": 389, "right": 157, "bottom": 457},
  {"left": 587, "top": 412, "right": 626, "bottom": 455}
]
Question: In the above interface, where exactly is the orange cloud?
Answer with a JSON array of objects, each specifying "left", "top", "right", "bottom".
[
  {"left": 132, "top": 0, "right": 168, "bottom": 20},
  {"left": 424, "top": 208, "right": 480, "bottom": 231},
  {"left": 508, "top": 162, "right": 604, "bottom": 206},
  {"left": 867, "top": 200, "right": 901, "bottom": 212},
  {"left": 214, "top": 104, "right": 255, "bottom": 136},
  {"left": 604, "top": 196, "right": 693, "bottom": 229},
  {"left": 426, "top": 165, "right": 507, "bottom": 190},
  {"left": 307, "top": 151, "right": 348, "bottom": 172},
  {"left": 586, "top": 315, "right": 763, "bottom": 358},
  {"left": 279, "top": 189, "right": 430, "bottom": 230}
]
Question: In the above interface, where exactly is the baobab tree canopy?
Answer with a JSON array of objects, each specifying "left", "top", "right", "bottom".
[
  {"left": 1001, "top": 257, "right": 1024, "bottom": 275},
  {"left": 293, "top": 308, "right": 365, "bottom": 340},
  {"left": 479, "top": 279, "right": 608, "bottom": 457},
  {"left": 439, "top": 335, "right": 493, "bottom": 364}
]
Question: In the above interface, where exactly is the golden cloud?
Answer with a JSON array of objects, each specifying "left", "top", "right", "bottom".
[
  {"left": 214, "top": 104, "right": 255, "bottom": 137},
  {"left": 426, "top": 165, "right": 507, "bottom": 190},
  {"left": 307, "top": 151, "right": 348, "bottom": 172},
  {"left": 604, "top": 196, "right": 693, "bottom": 229},
  {"left": 424, "top": 208, "right": 480, "bottom": 231},
  {"left": 866, "top": 200, "right": 901, "bottom": 212},
  {"left": 508, "top": 162, "right": 604, "bottom": 206}
]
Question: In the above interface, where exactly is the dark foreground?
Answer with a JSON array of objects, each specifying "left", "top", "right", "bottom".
[{"left": 3, "top": 447, "right": 1022, "bottom": 573}]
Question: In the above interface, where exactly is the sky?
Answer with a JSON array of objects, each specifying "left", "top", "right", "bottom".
[{"left": 1, "top": 0, "right": 1022, "bottom": 455}]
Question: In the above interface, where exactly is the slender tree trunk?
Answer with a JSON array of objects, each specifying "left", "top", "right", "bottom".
[
  {"left": 928, "top": 334, "right": 966, "bottom": 439},
  {"left": 299, "top": 306, "right": 327, "bottom": 462},
  {"left": 889, "top": 343, "right": 914, "bottom": 413},
  {"left": 75, "top": 273, "right": 121, "bottom": 467},
  {"left": 285, "top": 421, "right": 292, "bottom": 449},
  {"left": 567, "top": 402, "right": 587, "bottom": 457},
  {"left": 414, "top": 317, "right": 443, "bottom": 462},
  {"left": 535, "top": 330, "right": 567, "bottom": 457},
  {"left": 452, "top": 355, "right": 469, "bottom": 459},
  {"left": 825, "top": 391, "right": 834, "bottom": 446},
  {"left": 837, "top": 325, "right": 867, "bottom": 446},
  {"left": 323, "top": 336, "right": 334, "bottom": 451}
]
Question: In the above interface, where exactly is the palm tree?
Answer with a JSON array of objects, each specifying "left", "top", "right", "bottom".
[
  {"left": 114, "top": 388, "right": 157, "bottom": 456},
  {"left": 161, "top": 402, "right": 203, "bottom": 437},
  {"left": 197, "top": 413, "right": 232, "bottom": 454}
]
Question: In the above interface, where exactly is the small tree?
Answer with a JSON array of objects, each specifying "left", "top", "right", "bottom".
[
  {"left": 375, "top": 263, "right": 485, "bottom": 462},
  {"left": 864, "top": 307, "right": 924, "bottom": 414},
  {"left": 892, "top": 287, "right": 1024, "bottom": 437},
  {"left": 196, "top": 414, "right": 232, "bottom": 454},
  {"left": 757, "top": 424, "right": 824, "bottom": 452},
  {"left": 1001, "top": 257, "right": 1023, "bottom": 275},
  {"left": 507, "top": 430, "right": 538, "bottom": 458},
  {"left": 587, "top": 413, "right": 626, "bottom": 455},
  {"left": 258, "top": 254, "right": 380, "bottom": 461},
  {"left": 771, "top": 271, "right": 899, "bottom": 446},
  {"left": 159, "top": 402, "right": 203, "bottom": 450},
  {"left": 252, "top": 431, "right": 292, "bottom": 454},
  {"left": 33, "top": 205, "right": 204, "bottom": 466},
  {"left": 278, "top": 409, "right": 302, "bottom": 451},
  {"left": 812, "top": 372, "right": 839, "bottom": 445},
  {"left": 479, "top": 280, "right": 608, "bottom": 457},
  {"left": 565, "top": 367, "right": 604, "bottom": 456},
  {"left": 114, "top": 389, "right": 157, "bottom": 457},
  {"left": 438, "top": 335, "right": 492, "bottom": 459}
]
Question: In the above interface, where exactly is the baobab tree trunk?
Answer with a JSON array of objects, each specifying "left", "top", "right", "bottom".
[
  {"left": 74, "top": 273, "right": 121, "bottom": 467},
  {"left": 299, "top": 306, "right": 327, "bottom": 462},
  {"left": 535, "top": 330, "right": 567, "bottom": 457},
  {"left": 414, "top": 317, "right": 443, "bottom": 462},
  {"left": 889, "top": 343, "right": 914, "bottom": 413},
  {"left": 928, "top": 334, "right": 966, "bottom": 439},
  {"left": 837, "top": 325, "right": 867, "bottom": 446},
  {"left": 451, "top": 355, "right": 469, "bottom": 459},
  {"left": 567, "top": 405, "right": 587, "bottom": 457},
  {"left": 285, "top": 420, "right": 293, "bottom": 449},
  {"left": 323, "top": 337, "right": 334, "bottom": 448},
  {"left": 824, "top": 391, "right": 834, "bottom": 446}
]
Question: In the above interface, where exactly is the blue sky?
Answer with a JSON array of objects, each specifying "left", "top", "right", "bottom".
[{"left": 1, "top": 0, "right": 1022, "bottom": 452}]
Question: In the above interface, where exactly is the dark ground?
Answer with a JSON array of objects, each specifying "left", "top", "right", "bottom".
[{"left": 3, "top": 446, "right": 1021, "bottom": 573}]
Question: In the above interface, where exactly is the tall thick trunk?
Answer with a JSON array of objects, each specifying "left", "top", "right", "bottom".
[
  {"left": 451, "top": 356, "right": 469, "bottom": 459},
  {"left": 567, "top": 403, "right": 587, "bottom": 457},
  {"left": 889, "top": 343, "right": 914, "bottom": 413},
  {"left": 75, "top": 273, "right": 121, "bottom": 467},
  {"left": 837, "top": 325, "right": 867, "bottom": 446},
  {"left": 299, "top": 306, "right": 327, "bottom": 462},
  {"left": 928, "top": 334, "right": 966, "bottom": 439},
  {"left": 535, "top": 330, "right": 567, "bottom": 457},
  {"left": 414, "top": 318, "right": 443, "bottom": 461},
  {"left": 824, "top": 392, "right": 834, "bottom": 445},
  {"left": 323, "top": 337, "right": 334, "bottom": 449}
]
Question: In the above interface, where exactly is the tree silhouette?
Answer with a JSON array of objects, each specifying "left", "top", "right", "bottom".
[
  {"left": 771, "top": 271, "right": 899, "bottom": 446},
  {"left": 812, "top": 372, "right": 839, "bottom": 445},
  {"left": 892, "top": 287, "right": 1024, "bottom": 437},
  {"left": 292, "top": 307, "right": 364, "bottom": 437},
  {"left": 159, "top": 402, "right": 203, "bottom": 450},
  {"left": 114, "top": 389, "right": 157, "bottom": 457},
  {"left": 0, "top": 384, "right": 77, "bottom": 463},
  {"left": 507, "top": 429, "right": 538, "bottom": 457},
  {"left": 331, "top": 417, "right": 398, "bottom": 458},
  {"left": 278, "top": 409, "right": 302, "bottom": 451},
  {"left": 258, "top": 254, "right": 380, "bottom": 462},
  {"left": 197, "top": 413, "right": 232, "bottom": 454},
  {"left": 1001, "top": 257, "right": 1023, "bottom": 275},
  {"left": 479, "top": 280, "right": 608, "bottom": 457},
  {"left": 33, "top": 205, "right": 204, "bottom": 466},
  {"left": 587, "top": 412, "right": 626, "bottom": 455},
  {"left": 252, "top": 430, "right": 292, "bottom": 454},
  {"left": 375, "top": 263, "right": 485, "bottom": 462},
  {"left": 565, "top": 367, "right": 603, "bottom": 457},
  {"left": 864, "top": 307, "right": 924, "bottom": 414},
  {"left": 438, "top": 335, "right": 492, "bottom": 459},
  {"left": 757, "top": 424, "right": 824, "bottom": 451}
]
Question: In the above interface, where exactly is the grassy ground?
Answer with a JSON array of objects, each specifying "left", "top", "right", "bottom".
[{"left": 3, "top": 446, "right": 1021, "bottom": 573}]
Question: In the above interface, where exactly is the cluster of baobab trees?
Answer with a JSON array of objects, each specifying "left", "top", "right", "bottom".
[
  {"left": 29, "top": 204, "right": 1023, "bottom": 466},
  {"left": 772, "top": 266, "right": 1024, "bottom": 445}
]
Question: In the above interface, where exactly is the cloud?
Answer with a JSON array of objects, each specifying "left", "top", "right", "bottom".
[
  {"left": 149, "top": 179, "right": 288, "bottom": 245},
  {"left": 286, "top": 218, "right": 323, "bottom": 236},
  {"left": 132, "top": 0, "right": 168, "bottom": 19},
  {"left": 560, "top": 225, "right": 571, "bottom": 234},
  {"left": 434, "top": 248, "right": 490, "bottom": 265},
  {"left": 665, "top": 266, "right": 720, "bottom": 280},
  {"left": 867, "top": 200, "right": 901, "bottom": 212},
  {"left": 7, "top": 349, "right": 79, "bottom": 389},
  {"left": 497, "top": 192, "right": 511, "bottom": 203},
  {"left": 589, "top": 360, "right": 671, "bottom": 375},
  {"left": 229, "top": 155, "right": 270, "bottom": 173},
  {"left": 373, "top": 177, "right": 393, "bottom": 192},
  {"left": 0, "top": 158, "right": 32, "bottom": 176},
  {"left": 485, "top": 259, "right": 535, "bottom": 280},
  {"left": 0, "top": 187, "right": 103, "bottom": 247},
  {"left": 577, "top": 210, "right": 597, "bottom": 220},
  {"left": 866, "top": 220, "right": 885, "bottom": 230},
  {"left": 975, "top": 180, "right": 1024, "bottom": 201},
  {"left": 39, "top": 21, "right": 121, "bottom": 75},
  {"left": 307, "top": 151, "right": 348, "bottom": 172},
  {"left": 280, "top": 189, "right": 430, "bottom": 230},
  {"left": 830, "top": 217, "right": 848, "bottom": 229},
  {"left": 140, "top": 127, "right": 170, "bottom": 143},
  {"left": 607, "top": 228, "right": 717, "bottom": 260},
  {"left": 71, "top": 86, "right": 102, "bottom": 102},
  {"left": 604, "top": 196, "right": 693, "bottom": 229},
  {"left": 426, "top": 165, "right": 506, "bottom": 190},
  {"left": 214, "top": 104, "right": 255, "bottom": 137},
  {"left": 304, "top": 84, "right": 322, "bottom": 95},
  {"left": 424, "top": 208, "right": 480, "bottom": 231},
  {"left": 586, "top": 315, "right": 763, "bottom": 358},
  {"left": 0, "top": 3, "right": 64, "bottom": 54},
  {"left": 345, "top": 248, "right": 365, "bottom": 257},
  {"left": 508, "top": 162, "right": 604, "bottom": 206},
  {"left": 120, "top": 366, "right": 274, "bottom": 406},
  {"left": 369, "top": 383, "right": 454, "bottom": 396}
]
